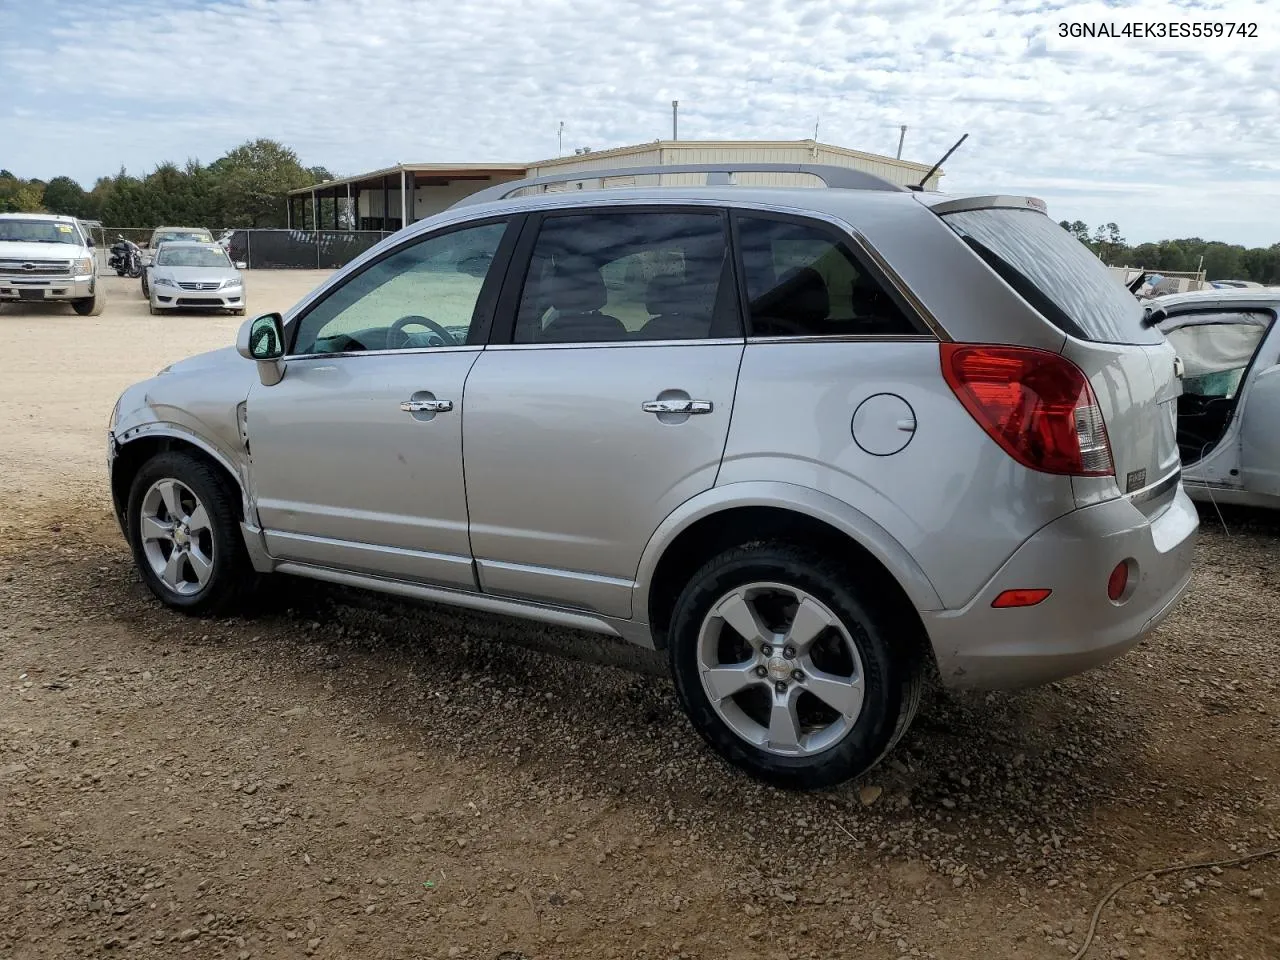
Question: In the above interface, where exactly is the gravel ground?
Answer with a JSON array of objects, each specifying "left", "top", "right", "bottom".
[{"left": 1, "top": 274, "right": 1278, "bottom": 959}]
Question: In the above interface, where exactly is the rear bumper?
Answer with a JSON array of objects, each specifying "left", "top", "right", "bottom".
[
  {"left": 923, "top": 487, "right": 1199, "bottom": 690},
  {"left": 0, "top": 274, "right": 94, "bottom": 301}
]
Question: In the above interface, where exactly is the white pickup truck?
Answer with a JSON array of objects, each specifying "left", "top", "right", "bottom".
[{"left": 0, "top": 212, "right": 104, "bottom": 315}]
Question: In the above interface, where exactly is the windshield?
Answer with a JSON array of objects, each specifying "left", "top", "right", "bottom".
[
  {"left": 153, "top": 230, "right": 213, "bottom": 245},
  {"left": 157, "top": 246, "right": 231, "bottom": 268},
  {"left": 943, "top": 208, "right": 1162, "bottom": 345},
  {"left": 0, "top": 219, "right": 83, "bottom": 244}
]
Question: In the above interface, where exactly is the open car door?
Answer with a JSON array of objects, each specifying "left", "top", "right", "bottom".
[{"left": 1240, "top": 322, "right": 1280, "bottom": 497}]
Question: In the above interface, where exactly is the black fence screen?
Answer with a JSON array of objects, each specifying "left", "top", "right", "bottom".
[
  {"left": 98, "top": 227, "right": 393, "bottom": 271},
  {"left": 227, "top": 230, "right": 391, "bottom": 269}
]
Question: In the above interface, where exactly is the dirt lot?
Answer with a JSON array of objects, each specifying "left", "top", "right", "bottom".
[{"left": 2, "top": 273, "right": 1278, "bottom": 959}]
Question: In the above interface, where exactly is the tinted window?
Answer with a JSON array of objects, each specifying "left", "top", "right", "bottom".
[
  {"left": 944, "top": 208, "right": 1162, "bottom": 345},
  {"left": 513, "top": 211, "right": 735, "bottom": 344},
  {"left": 735, "top": 216, "right": 918, "bottom": 337},
  {"left": 291, "top": 221, "right": 507, "bottom": 355}
]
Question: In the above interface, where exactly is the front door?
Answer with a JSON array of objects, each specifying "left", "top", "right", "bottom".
[
  {"left": 463, "top": 208, "right": 744, "bottom": 618},
  {"left": 246, "top": 218, "right": 514, "bottom": 588},
  {"left": 1241, "top": 323, "right": 1280, "bottom": 497}
]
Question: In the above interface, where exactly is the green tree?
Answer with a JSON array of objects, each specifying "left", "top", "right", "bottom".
[
  {"left": 42, "top": 175, "right": 97, "bottom": 219},
  {"left": 215, "top": 138, "right": 317, "bottom": 228},
  {"left": 1059, "top": 219, "right": 1091, "bottom": 244},
  {"left": 0, "top": 173, "right": 46, "bottom": 212}
]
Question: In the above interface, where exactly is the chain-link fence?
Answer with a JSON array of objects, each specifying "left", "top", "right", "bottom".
[{"left": 96, "top": 227, "right": 393, "bottom": 270}]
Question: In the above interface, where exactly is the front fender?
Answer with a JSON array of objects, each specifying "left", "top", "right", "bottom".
[{"left": 631, "top": 480, "right": 945, "bottom": 619}]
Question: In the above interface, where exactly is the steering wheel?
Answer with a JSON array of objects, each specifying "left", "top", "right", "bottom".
[{"left": 386, "top": 314, "right": 456, "bottom": 349}]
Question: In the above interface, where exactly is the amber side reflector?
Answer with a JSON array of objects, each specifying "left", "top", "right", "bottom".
[{"left": 991, "top": 588, "right": 1052, "bottom": 608}]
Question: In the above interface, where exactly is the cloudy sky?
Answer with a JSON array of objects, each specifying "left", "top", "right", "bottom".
[{"left": 2, "top": 0, "right": 1277, "bottom": 245}]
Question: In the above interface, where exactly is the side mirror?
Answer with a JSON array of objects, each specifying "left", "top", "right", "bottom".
[
  {"left": 234, "top": 261, "right": 248, "bottom": 271},
  {"left": 236, "top": 313, "right": 286, "bottom": 386},
  {"left": 85, "top": 236, "right": 95, "bottom": 248}
]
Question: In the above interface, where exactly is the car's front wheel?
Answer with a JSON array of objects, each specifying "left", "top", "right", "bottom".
[
  {"left": 668, "top": 541, "right": 923, "bottom": 789},
  {"left": 125, "top": 451, "right": 254, "bottom": 615},
  {"left": 72, "top": 292, "right": 105, "bottom": 316}
]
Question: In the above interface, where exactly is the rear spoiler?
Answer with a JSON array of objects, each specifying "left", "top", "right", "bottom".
[{"left": 920, "top": 195, "right": 1049, "bottom": 216}]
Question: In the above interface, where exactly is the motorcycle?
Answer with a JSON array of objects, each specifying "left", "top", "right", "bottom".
[{"left": 108, "top": 236, "right": 143, "bottom": 278}]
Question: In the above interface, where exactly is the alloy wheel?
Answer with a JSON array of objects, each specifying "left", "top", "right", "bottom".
[{"left": 696, "top": 581, "right": 866, "bottom": 757}]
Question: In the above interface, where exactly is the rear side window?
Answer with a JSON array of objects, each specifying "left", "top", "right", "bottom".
[
  {"left": 513, "top": 211, "right": 737, "bottom": 344},
  {"left": 944, "top": 208, "right": 1162, "bottom": 345},
  {"left": 735, "top": 216, "right": 919, "bottom": 337}
]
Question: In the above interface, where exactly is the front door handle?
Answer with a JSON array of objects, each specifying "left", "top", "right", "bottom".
[
  {"left": 400, "top": 398, "right": 453, "bottom": 414},
  {"left": 642, "top": 399, "right": 713, "bottom": 415}
]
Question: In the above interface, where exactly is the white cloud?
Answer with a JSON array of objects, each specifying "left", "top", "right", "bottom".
[{"left": 1, "top": 0, "right": 1277, "bottom": 245}]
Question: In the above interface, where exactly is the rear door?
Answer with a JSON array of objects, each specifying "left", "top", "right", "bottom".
[
  {"left": 462, "top": 207, "right": 744, "bottom": 619},
  {"left": 1240, "top": 319, "right": 1280, "bottom": 496},
  {"left": 940, "top": 205, "right": 1182, "bottom": 510}
]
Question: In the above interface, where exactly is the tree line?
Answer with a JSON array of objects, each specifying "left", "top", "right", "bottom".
[
  {"left": 0, "top": 138, "right": 334, "bottom": 230},
  {"left": 1059, "top": 220, "right": 1280, "bottom": 285}
]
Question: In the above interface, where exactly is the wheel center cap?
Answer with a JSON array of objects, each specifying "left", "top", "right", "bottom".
[
  {"left": 173, "top": 526, "right": 189, "bottom": 547},
  {"left": 766, "top": 656, "right": 792, "bottom": 683}
]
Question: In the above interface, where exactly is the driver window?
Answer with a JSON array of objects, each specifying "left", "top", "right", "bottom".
[
  {"left": 1164, "top": 313, "right": 1270, "bottom": 400},
  {"left": 291, "top": 220, "right": 508, "bottom": 355}
]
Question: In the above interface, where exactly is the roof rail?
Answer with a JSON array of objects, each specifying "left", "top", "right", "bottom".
[{"left": 450, "top": 163, "right": 907, "bottom": 209}]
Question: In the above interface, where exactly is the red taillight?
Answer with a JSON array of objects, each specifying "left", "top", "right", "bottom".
[
  {"left": 941, "top": 343, "right": 1114, "bottom": 477},
  {"left": 1107, "top": 562, "right": 1129, "bottom": 602},
  {"left": 992, "top": 588, "right": 1052, "bottom": 608}
]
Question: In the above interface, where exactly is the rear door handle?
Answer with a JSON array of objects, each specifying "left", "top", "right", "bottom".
[
  {"left": 400, "top": 398, "right": 453, "bottom": 413},
  {"left": 642, "top": 399, "right": 713, "bottom": 415}
]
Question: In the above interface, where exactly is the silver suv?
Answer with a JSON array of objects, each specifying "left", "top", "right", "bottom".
[{"left": 107, "top": 164, "right": 1198, "bottom": 788}]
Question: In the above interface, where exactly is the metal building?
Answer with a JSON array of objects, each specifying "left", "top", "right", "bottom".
[{"left": 286, "top": 139, "right": 943, "bottom": 232}]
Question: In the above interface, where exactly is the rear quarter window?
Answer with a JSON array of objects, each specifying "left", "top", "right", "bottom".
[{"left": 944, "top": 208, "right": 1163, "bottom": 346}]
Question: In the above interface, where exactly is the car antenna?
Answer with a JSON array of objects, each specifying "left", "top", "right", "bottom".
[{"left": 908, "top": 133, "right": 968, "bottom": 192}]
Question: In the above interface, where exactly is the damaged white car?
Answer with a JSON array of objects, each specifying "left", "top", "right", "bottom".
[{"left": 1148, "top": 289, "right": 1280, "bottom": 509}]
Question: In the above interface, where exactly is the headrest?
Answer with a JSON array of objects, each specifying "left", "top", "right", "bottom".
[
  {"left": 547, "top": 254, "right": 607, "bottom": 313},
  {"left": 767, "top": 266, "right": 829, "bottom": 323},
  {"left": 645, "top": 273, "right": 686, "bottom": 315}
]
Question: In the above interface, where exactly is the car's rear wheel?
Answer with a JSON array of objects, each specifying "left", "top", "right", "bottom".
[
  {"left": 126, "top": 451, "right": 254, "bottom": 615},
  {"left": 73, "top": 292, "right": 104, "bottom": 316},
  {"left": 668, "top": 541, "right": 923, "bottom": 789}
]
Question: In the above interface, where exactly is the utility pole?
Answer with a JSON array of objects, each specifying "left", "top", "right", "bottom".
[
  {"left": 672, "top": 100, "right": 678, "bottom": 140},
  {"left": 896, "top": 125, "right": 907, "bottom": 159},
  {"left": 558, "top": 121, "right": 564, "bottom": 157}
]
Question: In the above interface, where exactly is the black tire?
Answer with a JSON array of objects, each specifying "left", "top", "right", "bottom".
[
  {"left": 125, "top": 451, "right": 255, "bottom": 616},
  {"left": 141, "top": 275, "right": 149, "bottom": 297},
  {"left": 668, "top": 541, "right": 923, "bottom": 790},
  {"left": 73, "top": 292, "right": 104, "bottom": 316}
]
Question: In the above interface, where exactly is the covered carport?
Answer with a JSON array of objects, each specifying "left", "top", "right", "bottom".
[{"left": 287, "top": 163, "right": 528, "bottom": 232}]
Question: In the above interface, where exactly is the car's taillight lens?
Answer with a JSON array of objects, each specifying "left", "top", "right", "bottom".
[
  {"left": 940, "top": 343, "right": 1114, "bottom": 477},
  {"left": 1107, "top": 561, "right": 1129, "bottom": 602}
]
